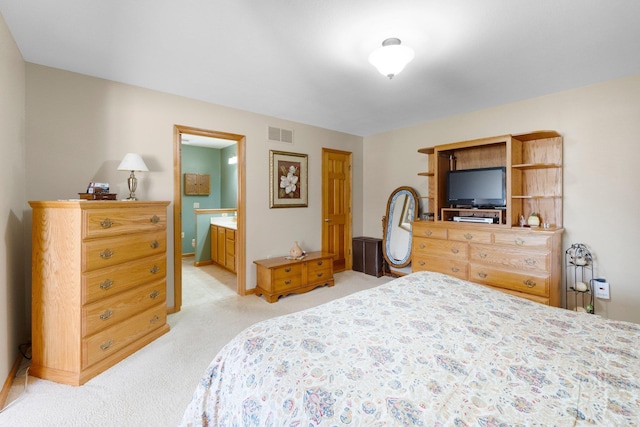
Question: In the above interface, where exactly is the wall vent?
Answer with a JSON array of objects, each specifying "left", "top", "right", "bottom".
[{"left": 267, "top": 126, "right": 294, "bottom": 144}]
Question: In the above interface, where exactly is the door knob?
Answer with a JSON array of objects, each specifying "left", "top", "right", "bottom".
[{"left": 324, "top": 218, "right": 332, "bottom": 222}]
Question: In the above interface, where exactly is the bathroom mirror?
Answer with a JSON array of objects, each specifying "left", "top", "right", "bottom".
[{"left": 382, "top": 186, "right": 419, "bottom": 271}]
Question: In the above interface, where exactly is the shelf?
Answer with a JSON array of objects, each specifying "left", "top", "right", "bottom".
[
  {"left": 512, "top": 163, "right": 561, "bottom": 170},
  {"left": 512, "top": 195, "right": 562, "bottom": 199},
  {"left": 417, "top": 147, "right": 434, "bottom": 155}
]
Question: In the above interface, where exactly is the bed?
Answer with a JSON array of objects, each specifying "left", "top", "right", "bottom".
[{"left": 180, "top": 271, "right": 640, "bottom": 426}]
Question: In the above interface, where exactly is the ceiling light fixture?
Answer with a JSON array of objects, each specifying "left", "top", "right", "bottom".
[{"left": 368, "top": 38, "right": 415, "bottom": 79}]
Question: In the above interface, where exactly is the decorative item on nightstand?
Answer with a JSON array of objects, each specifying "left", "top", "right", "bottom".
[
  {"left": 565, "top": 243, "right": 594, "bottom": 313},
  {"left": 288, "top": 241, "right": 305, "bottom": 259},
  {"left": 117, "top": 153, "right": 149, "bottom": 200}
]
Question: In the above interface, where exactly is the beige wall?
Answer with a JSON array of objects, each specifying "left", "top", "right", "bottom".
[
  {"left": 364, "top": 74, "right": 640, "bottom": 323},
  {"left": 0, "top": 13, "right": 26, "bottom": 383},
  {"left": 25, "top": 64, "right": 365, "bottom": 312}
]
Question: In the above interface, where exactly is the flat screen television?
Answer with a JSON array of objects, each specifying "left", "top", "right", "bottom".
[{"left": 446, "top": 166, "right": 506, "bottom": 208}]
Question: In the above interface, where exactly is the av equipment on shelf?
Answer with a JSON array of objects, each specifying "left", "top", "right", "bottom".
[{"left": 453, "top": 216, "right": 496, "bottom": 224}]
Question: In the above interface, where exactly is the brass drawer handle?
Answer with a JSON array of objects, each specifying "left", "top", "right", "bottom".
[
  {"left": 477, "top": 272, "right": 487, "bottom": 279},
  {"left": 515, "top": 238, "right": 525, "bottom": 246},
  {"left": 100, "top": 339, "right": 113, "bottom": 351},
  {"left": 523, "top": 279, "right": 537, "bottom": 288},
  {"left": 150, "top": 240, "right": 160, "bottom": 249},
  {"left": 100, "top": 218, "right": 113, "bottom": 228},
  {"left": 100, "top": 279, "right": 114, "bottom": 290},
  {"left": 418, "top": 260, "right": 425, "bottom": 266},
  {"left": 150, "top": 290, "right": 160, "bottom": 299},
  {"left": 419, "top": 243, "right": 426, "bottom": 249},
  {"left": 451, "top": 267, "right": 459, "bottom": 273},
  {"left": 284, "top": 280, "right": 291, "bottom": 285},
  {"left": 150, "top": 215, "right": 160, "bottom": 224},
  {"left": 525, "top": 258, "right": 536, "bottom": 266},
  {"left": 317, "top": 261, "right": 323, "bottom": 266},
  {"left": 150, "top": 315, "right": 160, "bottom": 323},
  {"left": 100, "top": 309, "right": 113, "bottom": 320},
  {"left": 451, "top": 248, "right": 459, "bottom": 254},
  {"left": 100, "top": 248, "right": 114, "bottom": 259},
  {"left": 284, "top": 268, "right": 291, "bottom": 273},
  {"left": 316, "top": 272, "right": 324, "bottom": 278},
  {"left": 150, "top": 265, "right": 160, "bottom": 274},
  {"left": 464, "top": 233, "right": 473, "bottom": 240},
  {"left": 479, "top": 252, "right": 487, "bottom": 259},
  {"left": 424, "top": 230, "right": 432, "bottom": 236}
]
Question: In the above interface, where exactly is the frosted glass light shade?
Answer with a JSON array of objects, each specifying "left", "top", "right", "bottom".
[
  {"left": 368, "top": 38, "right": 415, "bottom": 79},
  {"left": 117, "top": 153, "right": 149, "bottom": 172}
]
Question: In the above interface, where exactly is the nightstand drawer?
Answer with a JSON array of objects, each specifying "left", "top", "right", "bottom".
[
  {"left": 83, "top": 208, "right": 166, "bottom": 239},
  {"left": 273, "top": 275, "right": 303, "bottom": 292}
]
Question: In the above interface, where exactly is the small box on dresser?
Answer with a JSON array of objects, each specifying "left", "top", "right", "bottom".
[{"left": 29, "top": 200, "right": 171, "bottom": 385}]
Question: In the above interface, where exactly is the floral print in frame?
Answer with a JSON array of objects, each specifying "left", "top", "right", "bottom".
[{"left": 269, "top": 150, "right": 308, "bottom": 208}]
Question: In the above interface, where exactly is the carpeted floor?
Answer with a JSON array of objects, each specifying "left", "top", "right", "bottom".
[{"left": 0, "top": 259, "right": 391, "bottom": 426}]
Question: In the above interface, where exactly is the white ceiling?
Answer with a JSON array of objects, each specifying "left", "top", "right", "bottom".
[{"left": 2, "top": 1, "right": 640, "bottom": 136}]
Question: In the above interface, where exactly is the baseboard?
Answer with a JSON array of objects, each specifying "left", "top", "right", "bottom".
[{"left": 0, "top": 353, "right": 24, "bottom": 410}]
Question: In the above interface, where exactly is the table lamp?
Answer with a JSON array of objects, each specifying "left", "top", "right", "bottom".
[{"left": 117, "top": 153, "right": 149, "bottom": 200}]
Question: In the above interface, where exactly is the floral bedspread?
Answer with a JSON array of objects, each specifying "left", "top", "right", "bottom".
[{"left": 180, "top": 271, "right": 640, "bottom": 426}]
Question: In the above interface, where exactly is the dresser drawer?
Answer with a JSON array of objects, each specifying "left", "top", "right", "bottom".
[
  {"left": 414, "top": 238, "right": 467, "bottom": 260},
  {"left": 469, "top": 244, "right": 549, "bottom": 272},
  {"left": 82, "top": 279, "right": 166, "bottom": 337},
  {"left": 493, "top": 232, "right": 551, "bottom": 249},
  {"left": 273, "top": 263, "right": 302, "bottom": 279},
  {"left": 82, "top": 231, "right": 166, "bottom": 272},
  {"left": 413, "top": 255, "right": 468, "bottom": 280},
  {"left": 448, "top": 228, "right": 492, "bottom": 244},
  {"left": 307, "top": 257, "right": 331, "bottom": 274},
  {"left": 83, "top": 208, "right": 166, "bottom": 239},
  {"left": 82, "top": 304, "right": 166, "bottom": 368},
  {"left": 469, "top": 264, "right": 549, "bottom": 298},
  {"left": 82, "top": 254, "right": 166, "bottom": 304},
  {"left": 412, "top": 222, "right": 447, "bottom": 239}
]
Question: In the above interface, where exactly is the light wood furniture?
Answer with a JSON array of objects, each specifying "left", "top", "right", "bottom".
[
  {"left": 210, "top": 224, "right": 236, "bottom": 273},
  {"left": 254, "top": 252, "right": 335, "bottom": 302},
  {"left": 414, "top": 131, "right": 563, "bottom": 306},
  {"left": 29, "top": 200, "right": 170, "bottom": 385},
  {"left": 412, "top": 221, "right": 563, "bottom": 305}
]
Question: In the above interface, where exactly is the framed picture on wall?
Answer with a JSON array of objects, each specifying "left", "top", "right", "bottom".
[{"left": 269, "top": 150, "right": 308, "bottom": 208}]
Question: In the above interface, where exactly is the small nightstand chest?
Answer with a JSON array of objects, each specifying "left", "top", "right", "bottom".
[{"left": 254, "top": 251, "right": 334, "bottom": 302}]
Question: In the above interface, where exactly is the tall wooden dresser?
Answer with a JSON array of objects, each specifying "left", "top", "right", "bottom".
[{"left": 29, "top": 200, "right": 170, "bottom": 385}]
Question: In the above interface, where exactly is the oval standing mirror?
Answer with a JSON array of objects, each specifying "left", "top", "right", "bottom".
[{"left": 382, "top": 186, "right": 419, "bottom": 272}]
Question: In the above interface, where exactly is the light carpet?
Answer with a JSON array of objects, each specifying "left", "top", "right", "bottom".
[{"left": 0, "top": 261, "right": 391, "bottom": 426}]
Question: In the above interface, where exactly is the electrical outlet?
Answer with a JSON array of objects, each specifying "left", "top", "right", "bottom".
[
  {"left": 193, "top": 202, "right": 200, "bottom": 208},
  {"left": 594, "top": 278, "right": 610, "bottom": 299},
  {"left": 191, "top": 238, "right": 196, "bottom": 248}
]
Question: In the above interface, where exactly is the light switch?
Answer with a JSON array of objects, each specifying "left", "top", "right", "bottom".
[{"left": 193, "top": 202, "right": 199, "bottom": 208}]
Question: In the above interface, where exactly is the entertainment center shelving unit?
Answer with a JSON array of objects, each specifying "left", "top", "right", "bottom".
[{"left": 413, "top": 131, "right": 564, "bottom": 306}]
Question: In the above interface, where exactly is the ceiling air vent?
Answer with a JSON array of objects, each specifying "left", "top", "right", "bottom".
[{"left": 268, "top": 126, "right": 294, "bottom": 144}]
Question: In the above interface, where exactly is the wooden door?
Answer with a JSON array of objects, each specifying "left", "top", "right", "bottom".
[{"left": 322, "top": 149, "right": 352, "bottom": 272}]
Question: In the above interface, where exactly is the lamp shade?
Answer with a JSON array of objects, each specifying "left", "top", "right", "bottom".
[
  {"left": 368, "top": 38, "right": 415, "bottom": 79},
  {"left": 117, "top": 153, "right": 149, "bottom": 172}
]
